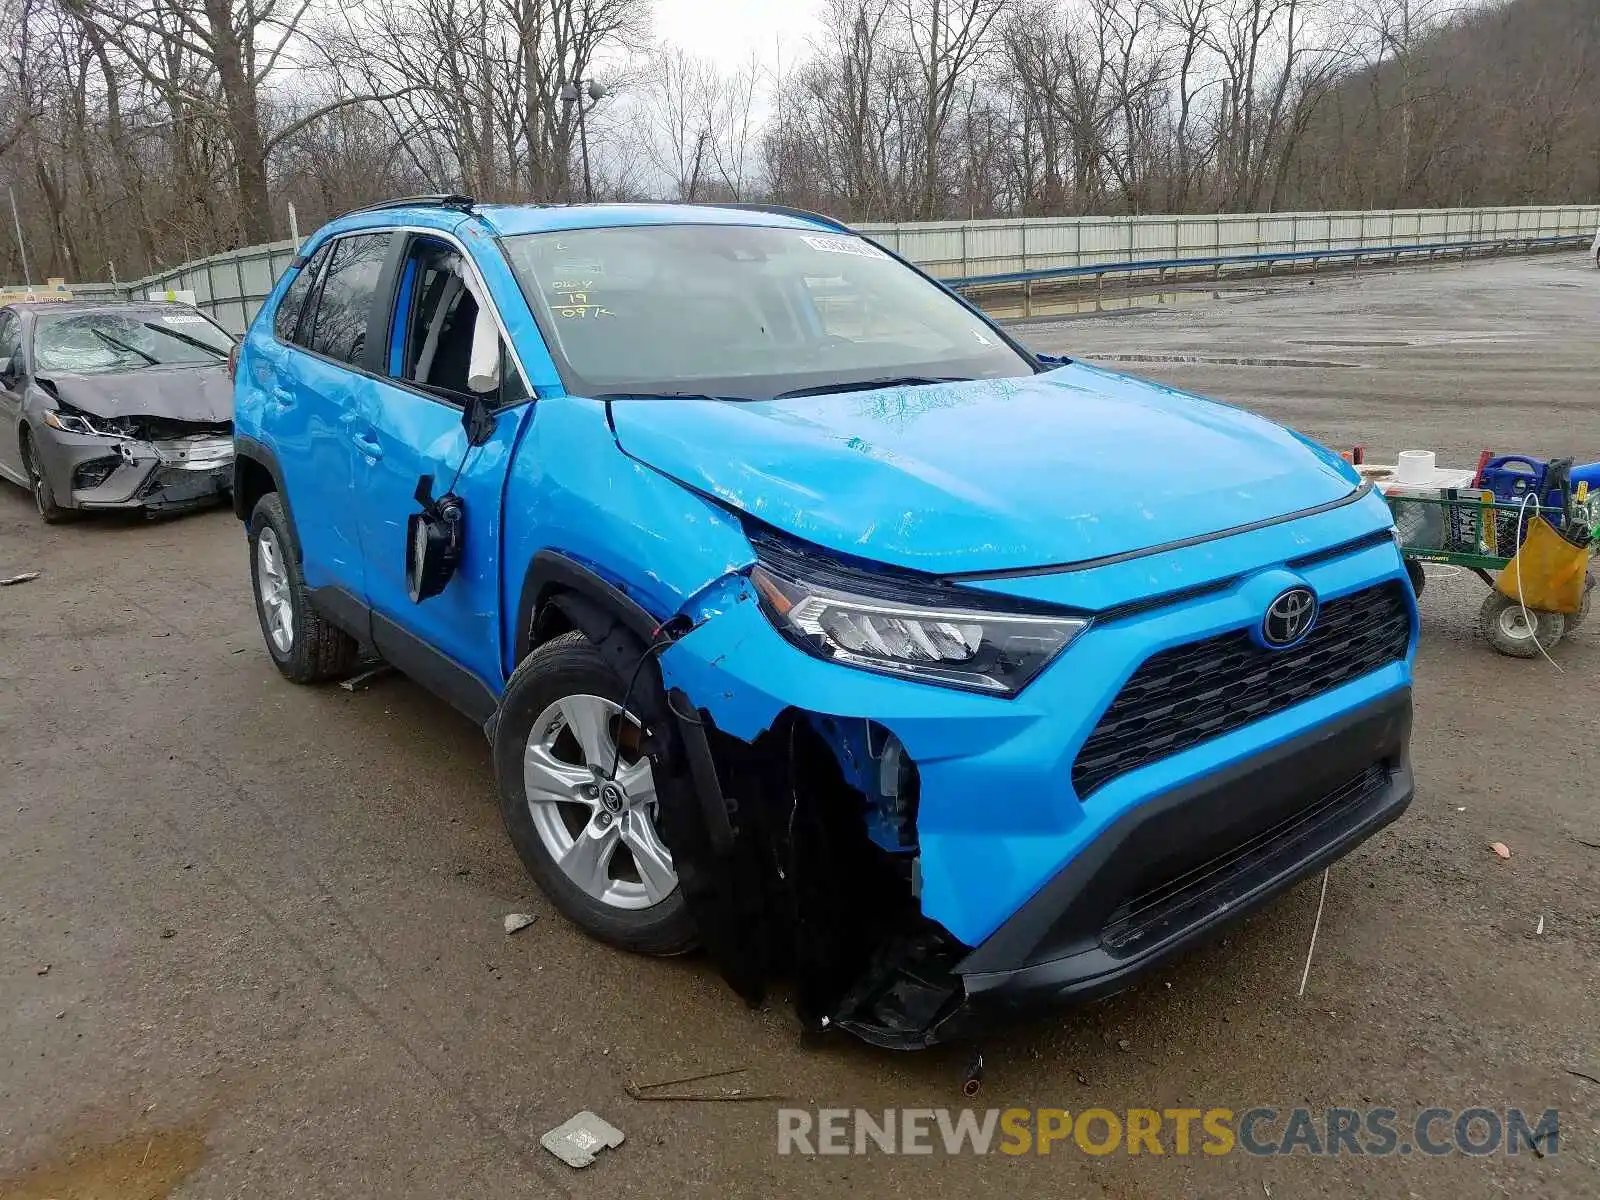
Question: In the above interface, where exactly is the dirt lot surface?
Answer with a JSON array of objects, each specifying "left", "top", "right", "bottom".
[{"left": 2, "top": 252, "right": 1597, "bottom": 1198}]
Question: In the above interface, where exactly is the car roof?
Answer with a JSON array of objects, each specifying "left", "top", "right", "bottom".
[{"left": 326, "top": 201, "right": 848, "bottom": 240}]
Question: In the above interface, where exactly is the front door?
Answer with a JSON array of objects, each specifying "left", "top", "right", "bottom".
[{"left": 353, "top": 233, "right": 532, "bottom": 712}]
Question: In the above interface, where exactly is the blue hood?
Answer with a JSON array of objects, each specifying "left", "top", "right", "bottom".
[{"left": 607, "top": 364, "right": 1359, "bottom": 575}]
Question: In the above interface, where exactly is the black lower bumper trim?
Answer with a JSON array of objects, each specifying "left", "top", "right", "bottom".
[{"left": 955, "top": 688, "right": 1413, "bottom": 1011}]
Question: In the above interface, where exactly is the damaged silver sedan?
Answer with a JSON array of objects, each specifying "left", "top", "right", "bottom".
[{"left": 0, "top": 300, "right": 236, "bottom": 522}]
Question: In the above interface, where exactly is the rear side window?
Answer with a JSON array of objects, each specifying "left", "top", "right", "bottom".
[
  {"left": 273, "top": 243, "right": 330, "bottom": 344},
  {"left": 303, "top": 233, "right": 392, "bottom": 366}
]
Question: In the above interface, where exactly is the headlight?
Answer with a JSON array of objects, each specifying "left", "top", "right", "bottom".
[
  {"left": 42, "top": 409, "right": 124, "bottom": 437},
  {"left": 750, "top": 561, "right": 1087, "bottom": 695}
]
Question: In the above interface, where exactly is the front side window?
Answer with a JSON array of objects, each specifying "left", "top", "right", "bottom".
[
  {"left": 501, "top": 224, "right": 1032, "bottom": 399},
  {"left": 274, "top": 242, "right": 331, "bottom": 344},
  {"left": 386, "top": 235, "right": 526, "bottom": 405},
  {"left": 303, "top": 232, "right": 392, "bottom": 367},
  {"left": 33, "top": 307, "right": 233, "bottom": 374}
]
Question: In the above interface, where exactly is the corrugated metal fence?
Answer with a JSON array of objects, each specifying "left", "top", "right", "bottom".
[
  {"left": 18, "top": 204, "right": 1599, "bottom": 333},
  {"left": 857, "top": 205, "right": 1600, "bottom": 281}
]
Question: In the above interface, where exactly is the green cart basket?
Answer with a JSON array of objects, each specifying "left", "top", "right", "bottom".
[{"left": 1384, "top": 489, "right": 1595, "bottom": 657}]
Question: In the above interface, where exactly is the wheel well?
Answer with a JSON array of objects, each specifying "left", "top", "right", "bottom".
[
  {"left": 233, "top": 455, "right": 276, "bottom": 523},
  {"left": 530, "top": 587, "right": 579, "bottom": 647}
]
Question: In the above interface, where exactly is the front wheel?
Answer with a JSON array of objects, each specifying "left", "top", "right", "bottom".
[
  {"left": 1478, "top": 591, "right": 1563, "bottom": 658},
  {"left": 20, "top": 430, "right": 74, "bottom": 524},
  {"left": 492, "top": 631, "right": 696, "bottom": 955}
]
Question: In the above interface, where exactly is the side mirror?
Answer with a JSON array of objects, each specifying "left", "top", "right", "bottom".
[
  {"left": 406, "top": 474, "right": 464, "bottom": 603},
  {"left": 462, "top": 392, "right": 497, "bottom": 447}
]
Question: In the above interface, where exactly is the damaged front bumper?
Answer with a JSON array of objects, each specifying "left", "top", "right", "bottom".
[
  {"left": 36, "top": 429, "right": 233, "bottom": 513},
  {"left": 653, "top": 534, "right": 1415, "bottom": 1047}
]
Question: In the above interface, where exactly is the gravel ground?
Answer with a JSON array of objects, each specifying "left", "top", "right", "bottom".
[{"left": 1, "top": 251, "right": 1597, "bottom": 1198}]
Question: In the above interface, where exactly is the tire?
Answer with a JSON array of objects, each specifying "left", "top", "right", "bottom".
[
  {"left": 1404, "top": 558, "right": 1426, "bottom": 599},
  {"left": 247, "top": 491, "right": 360, "bottom": 683},
  {"left": 20, "top": 429, "right": 75, "bottom": 524},
  {"left": 1478, "top": 591, "right": 1563, "bottom": 658},
  {"left": 493, "top": 630, "right": 696, "bottom": 955},
  {"left": 1564, "top": 573, "right": 1594, "bottom": 631}
]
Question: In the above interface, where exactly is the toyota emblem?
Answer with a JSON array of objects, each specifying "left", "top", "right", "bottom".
[{"left": 1262, "top": 587, "right": 1318, "bottom": 648}]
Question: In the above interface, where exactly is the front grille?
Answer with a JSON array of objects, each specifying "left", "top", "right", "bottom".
[
  {"left": 1072, "top": 583, "right": 1411, "bottom": 798},
  {"left": 1099, "top": 764, "right": 1387, "bottom": 956}
]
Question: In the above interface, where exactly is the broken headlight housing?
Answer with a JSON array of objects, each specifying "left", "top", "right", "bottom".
[
  {"left": 42, "top": 408, "right": 134, "bottom": 438},
  {"left": 749, "top": 547, "right": 1087, "bottom": 695}
]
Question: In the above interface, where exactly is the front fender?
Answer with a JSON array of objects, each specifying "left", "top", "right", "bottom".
[{"left": 498, "top": 393, "right": 755, "bottom": 679}]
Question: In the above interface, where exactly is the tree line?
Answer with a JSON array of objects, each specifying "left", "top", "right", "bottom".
[{"left": 0, "top": 0, "right": 1594, "bottom": 283}]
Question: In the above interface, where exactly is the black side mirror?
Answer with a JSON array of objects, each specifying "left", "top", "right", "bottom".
[
  {"left": 462, "top": 392, "right": 497, "bottom": 447},
  {"left": 406, "top": 474, "right": 464, "bottom": 603}
]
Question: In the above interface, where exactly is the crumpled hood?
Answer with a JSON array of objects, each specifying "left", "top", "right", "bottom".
[
  {"left": 608, "top": 364, "right": 1360, "bottom": 575},
  {"left": 36, "top": 365, "right": 232, "bottom": 423}
]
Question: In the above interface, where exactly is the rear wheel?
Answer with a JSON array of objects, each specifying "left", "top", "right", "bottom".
[
  {"left": 20, "top": 430, "right": 73, "bottom": 524},
  {"left": 1563, "top": 573, "right": 1594, "bottom": 631},
  {"left": 248, "top": 492, "right": 360, "bottom": 683},
  {"left": 492, "top": 631, "right": 695, "bottom": 955},
  {"left": 1479, "top": 592, "right": 1563, "bottom": 658}
]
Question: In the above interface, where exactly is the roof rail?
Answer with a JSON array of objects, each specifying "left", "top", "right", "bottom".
[
  {"left": 344, "top": 194, "right": 478, "bottom": 217},
  {"left": 699, "top": 202, "right": 854, "bottom": 233}
]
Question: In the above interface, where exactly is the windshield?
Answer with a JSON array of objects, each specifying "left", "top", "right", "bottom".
[
  {"left": 502, "top": 225, "right": 1033, "bottom": 399},
  {"left": 34, "top": 308, "right": 233, "bottom": 374}
]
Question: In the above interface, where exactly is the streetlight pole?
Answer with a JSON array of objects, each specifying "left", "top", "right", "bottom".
[{"left": 559, "top": 78, "right": 607, "bottom": 202}]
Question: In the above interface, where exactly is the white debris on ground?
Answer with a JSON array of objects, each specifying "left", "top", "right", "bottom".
[{"left": 541, "top": 1112, "right": 624, "bottom": 1168}]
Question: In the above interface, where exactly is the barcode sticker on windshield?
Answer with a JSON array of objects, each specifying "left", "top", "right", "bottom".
[
  {"left": 801, "top": 235, "right": 888, "bottom": 261},
  {"left": 161, "top": 313, "right": 207, "bottom": 325}
]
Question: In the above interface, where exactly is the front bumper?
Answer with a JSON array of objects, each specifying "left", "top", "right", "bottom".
[
  {"left": 36, "top": 430, "right": 233, "bottom": 512},
  {"left": 953, "top": 687, "right": 1412, "bottom": 1015}
]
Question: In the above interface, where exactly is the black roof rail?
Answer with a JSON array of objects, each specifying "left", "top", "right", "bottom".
[
  {"left": 697, "top": 202, "right": 854, "bottom": 233},
  {"left": 344, "top": 194, "right": 478, "bottom": 217}
]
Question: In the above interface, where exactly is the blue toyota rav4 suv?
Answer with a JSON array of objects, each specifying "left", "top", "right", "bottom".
[{"left": 233, "top": 196, "right": 1416, "bottom": 1047}]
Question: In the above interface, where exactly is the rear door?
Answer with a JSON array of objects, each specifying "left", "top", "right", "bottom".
[
  {"left": 268, "top": 232, "right": 395, "bottom": 601},
  {"left": 352, "top": 231, "right": 533, "bottom": 712}
]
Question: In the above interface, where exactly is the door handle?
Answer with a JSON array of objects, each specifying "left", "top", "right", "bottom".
[{"left": 351, "top": 426, "right": 383, "bottom": 461}]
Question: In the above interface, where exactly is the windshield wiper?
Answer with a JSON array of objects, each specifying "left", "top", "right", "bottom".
[
  {"left": 89, "top": 327, "right": 158, "bottom": 365},
  {"left": 593, "top": 390, "right": 758, "bottom": 403},
  {"left": 142, "top": 321, "right": 228, "bottom": 359},
  {"left": 772, "top": 375, "right": 972, "bottom": 400}
]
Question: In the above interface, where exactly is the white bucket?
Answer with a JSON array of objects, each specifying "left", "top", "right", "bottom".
[{"left": 1396, "top": 450, "right": 1437, "bottom": 486}]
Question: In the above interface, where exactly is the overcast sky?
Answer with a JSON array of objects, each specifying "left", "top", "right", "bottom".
[{"left": 650, "top": 0, "right": 823, "bottom": 68}]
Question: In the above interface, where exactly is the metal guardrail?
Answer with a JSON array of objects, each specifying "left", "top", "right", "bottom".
[
  {"left": 943, "top": 232, "right": 1593, "bottom": 294},
  {"left": 859, "top": 204, "right": 1600, "bottom": 284}
]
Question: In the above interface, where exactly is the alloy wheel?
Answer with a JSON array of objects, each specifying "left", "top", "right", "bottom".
[
  {"left": 523, "top": 693, "right": 677, "bottom": 910},
  {"left": 256, "top": 527, "right": 295, "bottom": 653}
]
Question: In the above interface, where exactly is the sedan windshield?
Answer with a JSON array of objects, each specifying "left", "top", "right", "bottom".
[
  {"left": 502, "top": 224, "right": 1034, "bottom": 399},
  {"left": 34, "top": 308, "right": 233, "bottom": 374}
]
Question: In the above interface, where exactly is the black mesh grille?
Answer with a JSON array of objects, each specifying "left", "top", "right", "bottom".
[
  {"left": 1072, "top": 583, "right": 1412, "bottom": 798},
  {"left": 1099, "top": 764, "right": 1388, "bottom": 956}
]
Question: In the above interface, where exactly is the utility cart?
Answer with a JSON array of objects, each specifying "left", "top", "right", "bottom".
[{"left": 1366, "top": 456, "right": 1597, "bottom": 657}]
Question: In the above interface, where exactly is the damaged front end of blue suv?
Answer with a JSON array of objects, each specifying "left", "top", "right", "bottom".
[{"left": 234, "top": 200, "right": 1416, "bottom": 1049}]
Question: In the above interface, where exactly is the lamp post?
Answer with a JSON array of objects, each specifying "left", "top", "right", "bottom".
[{"left": 559, "top": 78, "right": 607, "bottom": 202}]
